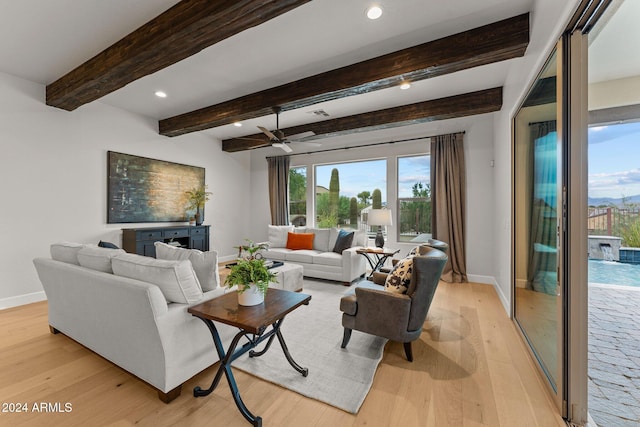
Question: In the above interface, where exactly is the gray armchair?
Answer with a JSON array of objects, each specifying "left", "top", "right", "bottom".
[
  {"left": 339, "top": 247, "right": 447, "bottom": 361},
  {"left": 380, "top": 238, "right": 448, "bottom": 274}
]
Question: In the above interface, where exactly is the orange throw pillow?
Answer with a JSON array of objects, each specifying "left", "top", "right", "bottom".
[{"left": 286, "top": 232, "right": 314, "bottom": 250}]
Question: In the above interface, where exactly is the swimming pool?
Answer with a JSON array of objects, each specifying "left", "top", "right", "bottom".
[{"left": 589, "top": 260, "right": 640, "bottom": 287}]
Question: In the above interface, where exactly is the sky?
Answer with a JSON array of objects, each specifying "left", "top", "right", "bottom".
[
  {"left": 588, "top": 121, "right": 640, "bottom": 199},
  {"left": 313, "top": 155, "right": 430, "bottom": 202}
]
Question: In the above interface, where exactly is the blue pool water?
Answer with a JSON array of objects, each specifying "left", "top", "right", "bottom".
[{"left": 589, "top": 260, "right": 640, "bottom": 287}]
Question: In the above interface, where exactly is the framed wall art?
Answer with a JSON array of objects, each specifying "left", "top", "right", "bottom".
[{"left": 107, "top": 151, "right": 205, "bottom": 223}]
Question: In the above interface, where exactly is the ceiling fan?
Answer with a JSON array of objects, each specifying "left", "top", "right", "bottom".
[{"left": 257, "top": 106, "right": 318, "bottom": 153}]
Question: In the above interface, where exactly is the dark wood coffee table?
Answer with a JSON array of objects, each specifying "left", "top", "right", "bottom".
[{"left": 188, "top": 288, "right": 311, "bottom": 427}]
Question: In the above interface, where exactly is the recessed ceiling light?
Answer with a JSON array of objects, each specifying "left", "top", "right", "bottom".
[
  {"left": 400, "top": 82, "right": 411, "bottom": 90},
  {"left": 233, "top": 122, "right": 242, "bottom": 127},
  {"left": 154, "top": 91, "right": 167, "bottom": 98},
  {"left": 366, "top": 5, "right": 383, "bottom": 20}
]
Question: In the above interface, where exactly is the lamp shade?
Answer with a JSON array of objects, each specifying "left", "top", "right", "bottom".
[{"left": 368, "top": 209, "right": 393, "bottom": 226}]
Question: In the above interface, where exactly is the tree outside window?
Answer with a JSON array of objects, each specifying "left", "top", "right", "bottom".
[
  {"left": 398, "top": 155, "right": 431, "bottom": 242},
  {"left": 289, "top": 167, "right": 307, "bottom": 226},
  {"left": 315, "top": 160, "right": 386, "bottom": 229}
]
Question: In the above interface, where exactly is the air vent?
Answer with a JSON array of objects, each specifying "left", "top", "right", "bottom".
[{"left": 308, "top": 109, "right": 330, "bottom": 117}]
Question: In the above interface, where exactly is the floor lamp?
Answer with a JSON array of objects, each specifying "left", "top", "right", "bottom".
[{"left": 368, "top": 209, "right": 393, "bottom": 248}]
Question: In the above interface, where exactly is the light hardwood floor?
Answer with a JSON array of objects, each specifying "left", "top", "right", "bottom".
[{"left": 0, "top": 281, "right": 565, "bottom": 427}]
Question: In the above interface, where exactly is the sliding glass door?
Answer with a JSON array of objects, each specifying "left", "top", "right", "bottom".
[{"left": 513, "top": 47, "right": 565, "bottom": 410}]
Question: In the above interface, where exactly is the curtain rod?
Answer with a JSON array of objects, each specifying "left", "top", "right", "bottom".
[{"left": 265, "top": 131, "right": 465, "bottom": 159}]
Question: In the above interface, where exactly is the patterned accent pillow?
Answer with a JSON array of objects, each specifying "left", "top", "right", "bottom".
[
  {"left": 384, "top": 256, "right": 414, "bottom": 294},
  {"left": 408, "top": 246, "right": 420, "bottom": 256}
]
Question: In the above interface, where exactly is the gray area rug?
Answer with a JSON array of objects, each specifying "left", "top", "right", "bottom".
[{"left": 232, "top": 279, "right": 387, "bottom": 414}]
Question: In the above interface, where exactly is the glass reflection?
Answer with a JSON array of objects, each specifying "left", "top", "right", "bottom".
[{"left": 514, "top": 50, "right": 559, "bottom": 389}]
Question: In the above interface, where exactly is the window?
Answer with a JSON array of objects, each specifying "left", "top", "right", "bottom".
[
  {"left": 315, "top": 160, "right": 386, "bottom": 229},
  {"left": 289, "top": 167, "right": 307, "bottom": 226},
  {"left": 397, "top": 155, "right": 431, "bottom": 242}
]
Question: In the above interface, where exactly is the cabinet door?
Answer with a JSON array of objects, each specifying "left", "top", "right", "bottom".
[
  {"left": 136, "top": 241, "right": 157, "bottom": 257},
  {"left": 190, "top": 235, "right": 206, "bottom": 251},
  {"left": 189, "top": 226, "right": 209, "bottom": 251}
]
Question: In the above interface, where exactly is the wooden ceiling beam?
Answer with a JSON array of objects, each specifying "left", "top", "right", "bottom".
[
  {"left": 221, "top": 87, "right": 503, "bottom": 152},
  {"left": 46, "top": 0, "right": 312, "bottom": 111},
  {"left": 161, "top": 13, "right": 527, "bottom": 137}
]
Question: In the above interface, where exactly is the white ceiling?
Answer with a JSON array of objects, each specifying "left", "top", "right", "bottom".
[
  {"left": 0, "top": 0, "right": 635, "bottom": 148},
  {"left": 589, "top": 0, "right": 640, "bottom": 83}
]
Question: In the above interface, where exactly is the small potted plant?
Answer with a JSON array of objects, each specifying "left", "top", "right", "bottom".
[
  {"left": 185, "top": 185, "right": 212, "bottom": 226},
  {"left": 225, "top": 240, "right": 277, "bottom": 306}
]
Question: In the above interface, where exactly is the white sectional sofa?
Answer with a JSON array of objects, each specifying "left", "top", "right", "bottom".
[
  {"left": 33, "top": 242, "right": 235, "bottom": 403},
  {"left": 261, "top": 226, "right": 367, "bottom": 284}
]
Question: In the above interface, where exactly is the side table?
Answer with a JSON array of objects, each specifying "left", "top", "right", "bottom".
[
  {"left": 356, "top": 247, "right": 400, "bottom": 278},
  {"left": 188, "top": 288, "right": 311, "bottom": 427}
]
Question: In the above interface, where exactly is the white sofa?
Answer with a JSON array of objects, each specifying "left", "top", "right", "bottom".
[
  {"left": 33, "top": 242, "right": 236, "bottom": 403},
  {"left": 261, "top": 226, "right": 367, "bottom": 284}
]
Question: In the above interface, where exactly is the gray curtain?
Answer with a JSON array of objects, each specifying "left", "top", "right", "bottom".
[
  {"left": 267, "top": 156, "right": 291, "bottom": 225},
  {"left": 431, "top": 132, "right": 467, "bottom": 283}
]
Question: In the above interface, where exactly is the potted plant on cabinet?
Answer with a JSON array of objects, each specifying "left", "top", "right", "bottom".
[
  {"left": 185, "top": 185, "right": 212, "bottom": 226},
  {"left": 225, "top": 258, "right": 277, "bottom": 306}
]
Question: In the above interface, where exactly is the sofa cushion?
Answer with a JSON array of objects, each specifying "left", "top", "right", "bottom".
[
  {"left": 286, "top": 232, "right": 314, "bottom": 250},
  {"left": 112, "top": 253, "right": 203, "bottom": 304},
  {"left": 268, "top": 225, "right": 294, "bottom": 248},
  {"left": 261, "top": 248, "right": 290, "bottom": 261},
  {"left": 308, "top": 228, "right": 332, "bottom": 252},
  {"left": 154, "top": 242, "right": 219, "bottom": 291},
  {"left": 333, "top": 229, "right": 354, "bottom": 253},
  {"left": 77, "top": 246, "right": 126, "bottom": 273},
  {"left": 286, "top": 249, "right": 321, "bottom": 264},
  {"left": 50, "top": 242, "right": 84, "bottom": 265},
  {"left": 313, "top": 251, "right": 343, "bottom": 267},
  {"left": 384, "top": 256, "right": 414, "bottom": 294}
]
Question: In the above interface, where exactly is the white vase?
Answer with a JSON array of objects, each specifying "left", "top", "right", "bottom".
[{"left": 237, "top": 284, "right": 265, "bottom": 306}]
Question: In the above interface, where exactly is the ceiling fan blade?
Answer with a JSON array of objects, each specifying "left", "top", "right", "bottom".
[
  {"left": 272, "top": 142, "right": 293, "bottom": 153},
  {"left": 287, "top": 131, "right": 315, "bottom": 140},
  {"left": 295, "top": 140, "right": 321, "bottom": 147},
  {"left": 258, "top": 126, "right": 278, "bottom": 141}
]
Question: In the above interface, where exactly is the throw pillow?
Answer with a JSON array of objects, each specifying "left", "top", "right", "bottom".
[
  {"left": 309, "top": 228, "right": 332, "bottom": 252},
  {"left": 98, "top": 240, "right": 120, "bottom": 249},
  {"left": 268, "top": 225, "right": 294, "bottom": 248},
  {"left": 384, "top": 256, "right": 414, "bottom": 294},
  {"left": 408, "top": 246, "right": 420, "bottom": 256},
  {"left": 333, "top": 229, "right": 354, "bottom": 253},
  {"left": 77, "top": 246, "right": 126, "bottom": 273},
  {"left": 154, "top": 241, "right": 219, "bottom": 291},
  {"left": 50, "top": 242, "right": 84, "bottom": 265},
  {"left": 112, "top": 253, "right": 203, "bottom": 304},
  {"left": 286, "top": 232, "right": 314, "bottom": 250}
]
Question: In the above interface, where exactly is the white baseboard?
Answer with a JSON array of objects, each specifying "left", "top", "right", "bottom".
[
  {"left": 466, "top": 274, "right": 494, "bottom": 285},
  {"left": 219, "top": 254, "right": 237, "bottom": 263},
  {"left": 0, "top": 291, "right": 47, "bottom": 311},
  {"left": 491, "top": 280, "right": 510, "bottom": 315},
  {"left": 468, "top": 274, "right": 510, "bottom": 315}
]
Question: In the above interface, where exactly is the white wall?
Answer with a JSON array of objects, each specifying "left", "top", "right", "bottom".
[
  {"left": 248, "top": 114, "right": 497, "bottom": 283},
  {"left": 589, "top": 75, "right": 640, "bottom": 110},
  {"left": 0, "top": 71, "right": 251, "bottom": 309}
]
